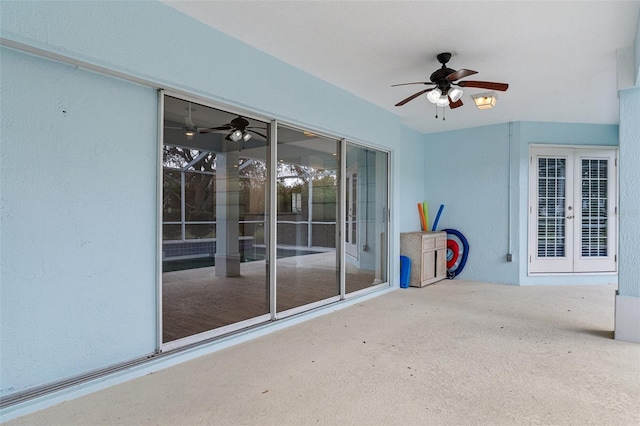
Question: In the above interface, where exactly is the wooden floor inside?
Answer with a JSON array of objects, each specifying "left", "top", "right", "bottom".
[{"left": 162, "top": 252, "right": 379, "bottom": 342}]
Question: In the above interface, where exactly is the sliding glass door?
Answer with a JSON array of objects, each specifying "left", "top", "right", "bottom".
[
  {"left": 161, "top": 95, "right": 271, "bottom": 346},
  {"left": 345, "top": 143, "right": 388, "bottom": 293},
  {"left": 160, "top": 93, "right": 390, "bottom": 349},
  {"left": 275, "top": 125, "right": 340, "bottom": 314}
]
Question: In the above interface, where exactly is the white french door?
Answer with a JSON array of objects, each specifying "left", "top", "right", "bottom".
[{"left": 529, "top": 147, "right": 617, "bottom": 274}]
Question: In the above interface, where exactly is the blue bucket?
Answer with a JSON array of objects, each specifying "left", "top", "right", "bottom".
[{"left": 400, "top": 255, "right": 411, "bottom": 288}]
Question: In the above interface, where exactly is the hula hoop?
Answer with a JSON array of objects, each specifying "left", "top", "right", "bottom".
[{"left": 443, "top": 228, "right": 469, "bottom": 278}]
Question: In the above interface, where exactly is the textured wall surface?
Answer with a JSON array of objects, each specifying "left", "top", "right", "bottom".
[
  {"left": 635, "top": 11, "right": 640, "bottom": 85},
  {"left": 398, "top": 126, "right": 426, "bottom": 233},
  {"left": 618, "top": 88, "right": 640, "bottom": 297},
  {"left": 424, "top": 123, "right": 518, "bottom": 284},
  {"left": 0, "top": 48, "right": 158, "bottom": 394}
]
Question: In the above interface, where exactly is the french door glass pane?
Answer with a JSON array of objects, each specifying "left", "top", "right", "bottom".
[
  {"left": 581, "top": 159, "right": 608, "bottom": 257},
  {"left": 537, "top": 158, "right": 566, "bottom": 257},
  {"left": 345, "top": 143, "right": 388, "bottom": 292},
  {"left": 276, "top": 125, "right": 339, "bottom": 312},
  {"left": 161, "top": 96, "right": 270, "bottom": 343}
]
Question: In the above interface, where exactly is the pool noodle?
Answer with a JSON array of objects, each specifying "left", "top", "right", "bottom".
[
  {"left": 417, "top": 203, "right": 426, "bottom": 231},
  {"left": 432, "top": 204, "right": 445, "bottom": 231},
  {"left": 422, "top": 202, "right": 429, "bottom": 232}
]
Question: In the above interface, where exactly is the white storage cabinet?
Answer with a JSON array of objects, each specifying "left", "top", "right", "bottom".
[{"left": 400, "top": 231, "right": 447, "bottom": 287}]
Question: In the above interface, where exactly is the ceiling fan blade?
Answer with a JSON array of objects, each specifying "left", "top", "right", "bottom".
[
  {"left": 457, "top": 81, "right": 509, "bottom": 91},
  {"left": 391, "top": 81, "right": 433, "bottom": 87},
  {"left": 248, "top": 129, "right": 267, "bottom": 139},
  {"left": 446, "top": 69, "right": 477, "bottom": 81},
  {"left": 199, "top": 125, "right": 232, "bottom": 134},
  {"left": 395, "top": 88, "right": 434, "bottom": 106},
  {"left": 449, "top": 97, "right": 463, "bottom": 109}
]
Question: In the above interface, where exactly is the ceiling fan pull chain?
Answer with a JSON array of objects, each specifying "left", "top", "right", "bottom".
[{"left": 435, "top": 104, "right": 438, "bottom": 119}]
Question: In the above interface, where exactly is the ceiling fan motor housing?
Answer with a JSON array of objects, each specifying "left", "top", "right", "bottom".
[{"left": 430, "top": 68, "right": 455, "bottom": 93}]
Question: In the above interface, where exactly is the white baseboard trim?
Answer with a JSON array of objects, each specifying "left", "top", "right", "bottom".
[{"left": 614, "top": 291, "right": 640, "bottom": 343}]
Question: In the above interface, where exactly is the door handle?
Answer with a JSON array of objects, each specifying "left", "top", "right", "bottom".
[{"left": 566, "top": 215, "right": 574, "bottom": 219}]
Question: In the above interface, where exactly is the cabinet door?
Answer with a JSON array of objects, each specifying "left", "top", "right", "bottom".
[
  {"left": 422, "top": 250, "right": 435, "bottom": 282},
  {"left": 435, "top": 248, "right": 447, "bottom": 279}
]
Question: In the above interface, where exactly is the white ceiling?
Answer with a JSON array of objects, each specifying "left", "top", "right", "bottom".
[{"left": 163, "top": 1, "right": 639, "bottom": 134}]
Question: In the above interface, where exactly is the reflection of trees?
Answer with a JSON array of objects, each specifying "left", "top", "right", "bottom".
[
  {"left": 163, "top": 146, "right": 337, "bottom": 241},
  {"left": 240, "top": 162, "right": 337, "bottom": 217},
  {"left": 278, "top": 169, "right": 337, "bottom": 220},
  {"left": 240, "top": 159, "right": 267, "bottom": 215},
  {"left": 163, "top": 146, "right": 215, "bottom": 221}
]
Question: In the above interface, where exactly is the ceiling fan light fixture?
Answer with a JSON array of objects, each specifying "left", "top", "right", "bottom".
[
  {"left": 449, "top": 87, "right": 463, "bottom": 102},
  {"left": 185, "top": 130, "right": 195, "bottom": 140},
  {"left": 436, "top": 95, "right": 450, "bottom": 107},
  {"left": 426, "top": 88, "right": 442, "bottom": 103},
  {"left": 229, "top": 129, "right": 243, "bottom": 142},
  {"left": 242, "top": 132, "right": 252, "bottom": 142},
  {"left": 472, "top": 92, "right": 497, "bottom": 109}
]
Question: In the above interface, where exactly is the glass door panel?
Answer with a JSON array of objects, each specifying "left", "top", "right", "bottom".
[
  {"left": 275, "top": 126, "right": 339, "bottom": 313},
  {"left": 162, "top": 95, "right": 270, "bottom": 345},
  {"left": 530, "top": 149, "right": 574, "bottom": 273},
  {"left": 345, "top": 143, "right": 389, "bottom": 293},
  {"left": 346, "top": 166, "right": 358, "bottom": 258},
  {"left": 573, "top": 150, "right": 617, "bottom": 272}
]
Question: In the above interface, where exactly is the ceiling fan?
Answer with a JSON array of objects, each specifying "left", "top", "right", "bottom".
[
  {"left": 165, "top": 102, "right": 200, "bottom": 140},
  {"left": 199, "top": 116, "right": 267, "bottom": 142},
  {"left": 392, "top": 52, "right": 509, "bottom": 111}
]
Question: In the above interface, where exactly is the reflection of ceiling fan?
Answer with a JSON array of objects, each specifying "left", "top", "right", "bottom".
[
  {"left": 392, "top": 52, "right": 509, "bottom": 112},
  {"left": 199, "top": 116, "right": 267, "bottom": 142},
  {"left": 165, "top": 102, "right": 199, "bottom": 140}
]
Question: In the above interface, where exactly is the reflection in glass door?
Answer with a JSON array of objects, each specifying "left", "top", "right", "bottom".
[
  {"left": 161, "top": 95, "right": 270, "bottom": 347},
  {"left": 275, "top": 125, "right": 340, "bottom": 314},
  {"left": 346, "top": 166, "right": 358, "bottom": 259},
  {"left": 345, "top": 143, "right": 388, "bottom": 293}
]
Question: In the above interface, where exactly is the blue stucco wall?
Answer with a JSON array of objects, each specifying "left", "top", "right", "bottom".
[
  {"left": 620, "top": 0, "right": 640, "bottom": 297},
  {"left": 635, "top": 11, "right": 640, "bottom": 85},
  {"left": 618, "top": 88, "right": 640, "bottom": 298},
  {"left": 0, "top": 47, "right": 158, "bottom": 394},
  {"left": 398, "top": 126, "right": 426, "bottom": 232},
  {"left": 423, "top": 123, "right": 517, "bottom": 284}
]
